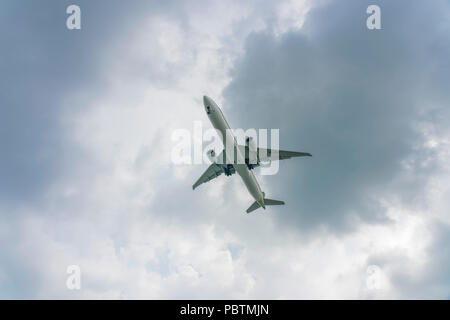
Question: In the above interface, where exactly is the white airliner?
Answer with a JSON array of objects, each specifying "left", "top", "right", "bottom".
[{"left": 193, "top": 96, "right": 311, "bottom": 213}]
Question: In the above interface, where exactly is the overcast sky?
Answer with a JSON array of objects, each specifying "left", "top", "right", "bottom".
[{"left": 1, "top": 0, "right": 450, "bottom": 299}]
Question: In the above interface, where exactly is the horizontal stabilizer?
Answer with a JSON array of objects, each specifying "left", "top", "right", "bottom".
[
  {"left": 246, "top": 201, "right": 261, "bottom": 213},
  {"left": 246, "top": 198, "right": 285, "bottom": 213},
  {"left": 264, "top": 198, "right": 285, "bottom": 206}
]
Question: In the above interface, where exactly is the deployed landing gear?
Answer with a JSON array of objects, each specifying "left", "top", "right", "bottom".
[
  {"left": 224, "top": 164, "right": 234, "bottom": 176},
  {"left": 245, "top": 158, "right": 257, "bottom": 170}
]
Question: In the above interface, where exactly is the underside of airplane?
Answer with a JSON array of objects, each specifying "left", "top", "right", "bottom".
[{"left": 192, "top": 96, "right": 311, "bottom": 213}]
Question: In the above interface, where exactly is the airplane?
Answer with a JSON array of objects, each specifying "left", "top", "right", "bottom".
[{"left": 192, "top": 96, "right": 311, "bottom": 213}]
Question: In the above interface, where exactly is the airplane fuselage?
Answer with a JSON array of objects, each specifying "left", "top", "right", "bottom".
[{"left": 203, "top": 96, "right": 265, "bottom": 209}]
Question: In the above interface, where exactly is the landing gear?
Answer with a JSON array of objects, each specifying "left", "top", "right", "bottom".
[
  {"left": 224, "top": 164, "right": 234, "bottom": 176},
  {"left": 245, "top": 158, "right": 256, "bottom": 170}
]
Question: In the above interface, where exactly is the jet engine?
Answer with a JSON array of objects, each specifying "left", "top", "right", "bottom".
[
  {"left": 245, "top": 136, "right": 258, "bottom": 168},
  {"left": 245, "top": 136, "right": 256, "bottom": 150},
  {"left": 207, "top": 149, "right": 216, "bottom": 163}
]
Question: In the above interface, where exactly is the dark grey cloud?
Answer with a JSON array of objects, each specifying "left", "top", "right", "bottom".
[
  {"left": 223, "top": 0, "right": 450, "bottom": 233},
  {"left": 0, "top": 0, "right": 177, "bottom": 208}
]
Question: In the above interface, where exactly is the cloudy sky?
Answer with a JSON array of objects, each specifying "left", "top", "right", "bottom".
[{"left": 1, "top": 0, "right": 449, "bottom": 299}]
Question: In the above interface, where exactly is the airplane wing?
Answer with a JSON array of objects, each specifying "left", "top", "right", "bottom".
[
  {"left": 256, "top": 148, "right": 312, "bottom": 162},
  {"left": 238, "top": 145, "right": 311, "bottom": 163},
  {"left": 192, "top": 163, "right": 225, "bottom": 190}
]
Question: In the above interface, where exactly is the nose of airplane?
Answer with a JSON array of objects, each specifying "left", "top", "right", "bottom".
[{"left": 203, "top": 95, "right": 210, "bottom": 106}]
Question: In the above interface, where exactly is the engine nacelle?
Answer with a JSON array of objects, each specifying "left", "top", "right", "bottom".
[
  {"left": 245, "top": 136, "right": 256, "bottom": 149},
  {"left": 207, "top": 149, "right": 216, "bottom": 163}
]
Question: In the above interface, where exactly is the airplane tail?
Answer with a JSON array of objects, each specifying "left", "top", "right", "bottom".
[{"left": 246, "top": 198, "right": 285, "bottom": 213}]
